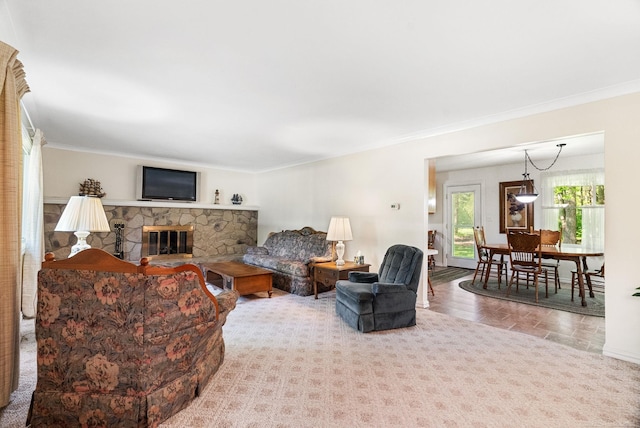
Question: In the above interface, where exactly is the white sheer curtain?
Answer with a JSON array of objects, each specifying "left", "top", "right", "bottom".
[
  {"left": 541, "top": 169, "right": 605, "bottom": 251},
  {"left": 21, "top": 128, "right": 45, "bottom": 318}
]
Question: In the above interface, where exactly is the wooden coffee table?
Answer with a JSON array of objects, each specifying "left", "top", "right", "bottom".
[{"left": 201, "top": 261, "right": 273, "bottom": 297}]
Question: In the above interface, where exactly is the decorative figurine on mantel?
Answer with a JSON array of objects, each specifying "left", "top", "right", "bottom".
[
  {"left": 79, "top": 178, "right": 106, "bottom": 198},
  {"left": 231, "top": 194, "right": 243, "bottom": 205},
  {"left": 214, "top": 189, "right": 220, "bottom": 204}
]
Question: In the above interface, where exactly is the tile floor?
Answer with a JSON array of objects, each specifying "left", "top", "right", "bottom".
[{"left": 427, "top": 269, "right": 606, "bottom": 353}]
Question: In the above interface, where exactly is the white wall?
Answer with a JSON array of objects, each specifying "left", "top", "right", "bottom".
[
  {"left": 256, "top": 142, "right": 426, "bottom": 271},
  {"left": 255, "top": 93, "right": 640, "bottom": 364},
  {"left": 42, "top": 148, "right": 258, "bottom": 205}
]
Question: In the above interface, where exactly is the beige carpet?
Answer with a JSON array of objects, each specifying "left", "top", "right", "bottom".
[
  {"left": 0, "top": 317, "right": 36, "bottom": 428},
  {"left": 2, "top": 289, "right": 640, "bottom": 428}
]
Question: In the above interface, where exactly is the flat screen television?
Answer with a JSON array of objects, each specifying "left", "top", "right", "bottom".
[{"left": 136, "top": 165, "right": 200, "bottom": 202}]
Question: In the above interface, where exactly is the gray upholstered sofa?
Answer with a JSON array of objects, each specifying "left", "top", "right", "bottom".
[{"left": 242, "top": 226, "right": 333, "bottom": 296}]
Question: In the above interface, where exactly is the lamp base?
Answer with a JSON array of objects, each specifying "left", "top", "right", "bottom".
[
  {"left": 335, "top": 240, "right": 346, "bottom": 266},
  {"left": 69, "top": 231, "right": 92, "bottom": 257}
]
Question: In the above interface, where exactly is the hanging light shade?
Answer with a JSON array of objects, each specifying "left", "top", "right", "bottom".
[
  {"left": 514, "top": 143, "right": 565, "bottom": 204},
  {"left": 515, "top": 173, "right": 538, "bottom": 203}
]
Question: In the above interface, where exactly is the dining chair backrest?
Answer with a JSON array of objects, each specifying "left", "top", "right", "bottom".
[
  {"left": 473, "top": 226, "right": 488, "bottom": 260},
  {"left": 427, "top": 230, "right": 436, "bottom": 271},
  {"left": 507, "top": 231, "right": 543, "bottom": 270},
  {"left": 428, "top": 230, "right": 436, "bottom": 249},
  {"left": 539, "top": 229, "right": 561, "bottom": 248}
]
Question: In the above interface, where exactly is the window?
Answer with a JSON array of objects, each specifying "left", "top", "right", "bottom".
[
  {"left": 552, "top": 184, "right": 604, "bottom": 244},
  {"left": 451, "top": 190, "right": 475, "bottom": 258},
  {"left": 541, "top": 169, "right": 604, "bottom": 251}
]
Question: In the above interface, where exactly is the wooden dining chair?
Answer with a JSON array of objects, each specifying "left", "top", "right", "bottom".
[
  {"left": 518, "top": 229, "right": 561, "bottom": 292},
  {"left": 571, "top": 262, "right": 604, "bottom": 301},
  {"left": 427, "top": 230, "right": 436, "bottom": 270},
  {"left": 471, "top": 226, "right": 508, "bottom": 288},
  {"left": 426, "top": 230, "right": 437, "bottom": 296},
  {"left": 507, "top": 230, "right": 548, "bottom": 303},
  {"left": 539, "top": 229, "right": 562, "bottom": 292}
]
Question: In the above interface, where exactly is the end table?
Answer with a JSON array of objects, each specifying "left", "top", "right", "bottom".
[{"left": 313, "top": 261, "right": 371, "bottom": 299}]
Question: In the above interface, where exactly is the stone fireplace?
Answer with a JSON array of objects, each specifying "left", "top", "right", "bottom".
[{"left": 44, "top": 200, "right": 258, "bottom": 262}]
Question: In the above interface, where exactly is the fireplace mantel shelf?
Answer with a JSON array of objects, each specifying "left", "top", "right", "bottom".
[{"left": 45, "top": 197, "right": 258, "bottom": 211}]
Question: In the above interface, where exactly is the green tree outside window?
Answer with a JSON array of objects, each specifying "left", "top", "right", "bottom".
[{"left": 553, "top": 185, "right": 604, "bottom": 244}]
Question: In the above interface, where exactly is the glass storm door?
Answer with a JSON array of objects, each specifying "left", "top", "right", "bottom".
[{"left": 446, "top": 184, "right": 481, "bottom": 269}]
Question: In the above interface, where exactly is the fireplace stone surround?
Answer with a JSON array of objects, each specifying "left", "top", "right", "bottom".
[{"left": 44, "top": 200, "right": 258, "bottom": 262}]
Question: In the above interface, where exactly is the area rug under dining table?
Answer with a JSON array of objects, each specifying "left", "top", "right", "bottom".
[
  {"left": 429, "top": 266, "right": 474, "bottom": 285},
  {"left": 459, "top": 278, "right": 604, "bottom": 317}
]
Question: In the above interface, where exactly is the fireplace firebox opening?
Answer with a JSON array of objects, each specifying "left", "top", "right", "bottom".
[{"left": 142, "top": 225, "right": 194, "bottom": 259}]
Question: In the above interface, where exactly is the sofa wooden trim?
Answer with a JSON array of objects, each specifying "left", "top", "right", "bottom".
[
  {"left": 43, "top": 249, "right": 140, "bottom": 272},
  {"left": 43, "top": 249, "right": 220, "bottom": 321}
]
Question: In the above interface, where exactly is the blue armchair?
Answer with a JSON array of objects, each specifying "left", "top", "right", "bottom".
[{"left": 335, "top": 244, "right": 423, "bottom": 332}]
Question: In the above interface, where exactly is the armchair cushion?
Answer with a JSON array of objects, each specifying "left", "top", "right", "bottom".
[
  {"left": 372, "top": 282, "right": 409, "bottom": 294},
  {"left": 348, "top": 271, "right": 379, "bottom": 283}
]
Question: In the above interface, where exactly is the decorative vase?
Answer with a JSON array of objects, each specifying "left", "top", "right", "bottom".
[{"left": 511, "top": 212, "right": 522, "bottom": 227}]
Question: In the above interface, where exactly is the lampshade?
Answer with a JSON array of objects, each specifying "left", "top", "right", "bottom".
[
  {"left": 55, "top": 196, "right": 111, "bottom": 232},
  {"left": 326, "top": 216, "right": 352, "bottom": 266},
  {"left": 326, "top": 217, "right": 353, "bottom": 242},
  {"left": 55, "top": 196, "right": 110, "bottom": 256},
  {"left": 514, "top": 191, "right": 538, "bottom": 203}
]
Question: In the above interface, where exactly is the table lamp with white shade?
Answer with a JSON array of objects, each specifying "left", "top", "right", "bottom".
[
  {"left": 326, "top": 216, "right": 353, "bottom": 266},
  {"left": 55, "top": 195, "right": 111, "bottom": 257}
]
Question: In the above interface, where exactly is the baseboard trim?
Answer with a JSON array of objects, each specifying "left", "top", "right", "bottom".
[{"left": 602, "top": 344, "right": 640, "bottom": 365}]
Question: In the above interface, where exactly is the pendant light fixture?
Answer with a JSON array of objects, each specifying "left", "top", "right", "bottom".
[
  {"left": 515, "top": 152, "right": 538, "bottom": 203},
  {"left": 515, "top": 143, "right": 565, "bottom": 204}
]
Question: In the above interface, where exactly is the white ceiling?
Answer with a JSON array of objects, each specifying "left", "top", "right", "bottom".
[{"left": 2, "top": 1, "right": 639, "bottom": 172}]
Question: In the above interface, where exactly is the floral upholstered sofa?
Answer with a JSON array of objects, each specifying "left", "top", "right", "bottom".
[
  {"left": 29, "top": 248, "right": 238, "bottom": 428},
  {"left": 242, "top": 226, "right": 333, "bottom": 296}
]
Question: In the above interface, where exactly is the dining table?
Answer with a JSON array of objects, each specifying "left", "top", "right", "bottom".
[{"left": 481, "top": 243, "right": 604, "bottom": 307}]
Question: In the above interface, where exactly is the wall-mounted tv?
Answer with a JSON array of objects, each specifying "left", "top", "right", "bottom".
[{"left": 136, "top": 165, "right": 200, "bottom": 202}]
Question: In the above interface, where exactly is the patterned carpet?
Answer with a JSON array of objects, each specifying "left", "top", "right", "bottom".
[
  {"left": 164, "top": 289, "right": 638, "bottom": 427},
  {"left": 2, "top": 288, "right": 639, "bottom": 428},
  {"left": 0, "top": 318, "right": 36, "bottom": 428}
]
